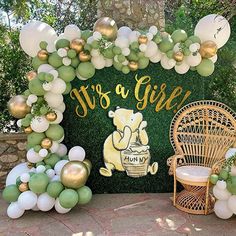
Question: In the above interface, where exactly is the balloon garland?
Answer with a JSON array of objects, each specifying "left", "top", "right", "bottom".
[
  {"left": 210, "top": 149, "right": 236, "bottom": 219},
  {"left": 3, "top": 14, "right": 231, "bottom": 219}
]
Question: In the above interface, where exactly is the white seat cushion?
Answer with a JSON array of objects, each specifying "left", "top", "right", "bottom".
[{"left": 176, "top": 166, "right": 211, "bottom": 182}]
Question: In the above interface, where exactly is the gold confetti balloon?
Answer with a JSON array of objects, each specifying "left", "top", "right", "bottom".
[
  {"left": 26, "top": 71, "right": 37, "bottom": 81},
  {"left": 8, "top": 95, "right": 31, "bottom": 119},
  {"left": 199, "top": 40, "right": 217, "bottom": 58},
  {"left": 70, "top": 38, "right": 85, "bottom": 53},
  {"left": 46, "top": 112, "right": 57, "bottom": 122},
  {"left": 61, "top": 161, "right": 89, "bottom": 189},
  {"left": 93, "top": 17, "right": 118, "bottom": 41},
  {"left": 173, "top": 51, "right": 184, "bottom": 62}
]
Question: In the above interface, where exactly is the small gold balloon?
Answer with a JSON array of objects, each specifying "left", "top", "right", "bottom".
[
  {"left": 70, "top": 38, "right": 85, "bottom": 53},
  {"left": 79, "top": 51, "right": 91, "bottom": 62},
  {"left": 27, "top": 162, "right": 34, "bottom": 169},
  {"left": 128, "top": 61, "right": 139, "bottom": 71},
  {"left": 61, "top": 161, "right": 88, "bottom": 189},
  {"left": 199, "top": 40, "right": 217, "bottom": 58},
  {"left": 26, "top": 71, "right": 37, "bottom": 81},
  {"left": 41, "top": 138, "right": 53, "bottom": 149},
  {"left": 24, "top": 126, "right": 33, "bottom": 134},
  {"left": 173, "top": 51, "right": 184, "bottom": 62},
  {"left": 37, "top": 49, "right": 48, "bottom": 60},
  {"left": 93, "top": 17, "right": 118, "bottom": 41},
  {"left": 19, "top": 183, "right": 28, "bottom": 192},
  {"left": 138, "top": 35, "right": 148, "bottom": 44},
  {"left": 8, "top": 95, "right": 31, "bottom": 119},
  {"left": 83, "top": 159, "right": 92, "bottom": 175},
  {"left": 46, "top": 112, "right": 57, "bottom": 122}
]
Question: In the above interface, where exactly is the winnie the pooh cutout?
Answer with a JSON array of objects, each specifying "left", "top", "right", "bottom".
[{"left": 100, "top": 107, "right": 158, "bottom": 177}]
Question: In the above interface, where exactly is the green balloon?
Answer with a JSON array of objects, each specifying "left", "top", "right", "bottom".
[
  {"left": 45, "top": 73, "right": 54, "bottom": 82},
  {"left": 71, "top": 57, "right": 80, "bottom": 68},
  {"left": 77, "top": 186, "right": 92, "bottom": 205},
  {"left": 16, "top": 176, "right": 21, "bottom": 187},
  {"left": 171, "top": 29, "right": 188, "bottom": 43},
  {"left": 38, "top": 72, "right": 46, "bottom": 81},
  {"left": 44, "top": 164, "right": 52, "bottom": 170},
  {"left": 210, "top": 174, "right": 218, "bottom": 185},
  {"left": 29, "top": 78, "right": 45, "bottom": 96},
  {"left": 27, "top": 132, "right": 46, "bottom": 148},
  {"left": 81, "top": 30, "right": 92, "bottom": 41},
  {"left": 61, "top": 155, "right": 69, "bottom": 160},
  {"left": 84, "top": 43, "right": 92, "bottom": 52},
  {"left": 183, "top": 48, "right": 191, "bottom": 56},
  {"left": 23, "top": 89, "right": 31, "bottom": 96},
  {"left": 2, "top": 185, "right": 21, "bottom": 203},
  {"left": 29, "top": 173, "right": 49, "bottom": 194},
  {"left": 34, "top": 145, "right": 42, "bottom": 153},
  {"left": 48, "top": 52, "right": 63, "bottom": 68},
  {"left": 32, "top": 56, "right": 47, "bottom": 70},
  {"left": 67, "top": 49, "right": 77, "bottom": 59},
  {"left": 196, "top": 59, "right": 215, "bottom": 77},
  {"left": 47, "top": 181, "right": 64, "bottom": 198},
  {"left": 113, "top": 61, "right": 123, "bottom": 71},
  {"left": 130, "top": 42, "right": 139, "bottom": 50},
  {"left": 91, "top": 40, "right": 99, "bottom": 49},
  {"left": 153, "top": 34, "right": 162, "bottom": 44},
  {"left": 56, "top": 39, "right": 70, "bottom": 49},
  {"left": 227, "top": 176, "right": 236, "bottom": 194},
  {"left": 166, "top": 50, "right": 174, "bottom": 59},
  {"left": 21, "top": 117, "right": 31, "bottom": 127},
  {"left": 219, "top": 169, "right": 229, "bottom": 180},
  {"left": 44, "top": 153, "right": 60, "bottom": 167},
  {"left": 113, "top": 46, "right": 122, "bottom": 55},
  {"left": 159, "top": 36, "right": 174, "bottom": 53},
  {"left": 188, "top": 35, "right": 201, "bottom": 44},
  {"left": 63, "top": 82, "right": 72, "bottom": 95},
  {"left": 77, "top": 62, "right": 95, "bottom": 79},
  {"left": 40, "top": 106, "right": 49, "bottom": 115},
  {"left": 122, "top": 66, "right": 130, "bottom": 74},
  {"left": 39, "top": 41, "right": 48, "bottom": 50},
  {"left": 138, "top": 57, "right": 149, "bottom": 69},
  {"left": 59, "top": 189, "right": 79, "bottom": 208},
  {"left": 45, "top": 124, "right": 64, "bottom": 141},
  {"left": 127, "top": 51, "right": 139, "bottom": 62},
  {"left": 58, "top": 66, "right": 76, "bottom": 82},
  {"left": 184, "top": 39, "right": 193, "bottom": 47},
  {"left": 118, "top": 54, "right": 126, "bottom": 63},
  {"left": 103, "top": 47, "right": 114, "bottom": 59}
]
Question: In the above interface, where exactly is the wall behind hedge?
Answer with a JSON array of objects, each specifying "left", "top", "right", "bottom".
[{"left": 63, "top": 62, "right": 213, "bottom": 193}]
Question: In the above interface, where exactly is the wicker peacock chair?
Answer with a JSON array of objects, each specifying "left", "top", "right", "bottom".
[{"left": 167, "top": 100, "right": 236, "bottom": 215}]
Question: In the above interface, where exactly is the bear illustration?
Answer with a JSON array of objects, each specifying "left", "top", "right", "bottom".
[{"left": 99, "top": 107, "right": 158, "bottom": 177}]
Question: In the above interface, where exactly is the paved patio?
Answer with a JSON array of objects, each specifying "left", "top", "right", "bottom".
[{"left": 0, "top": 193, "right": 235, "bottom": 236}]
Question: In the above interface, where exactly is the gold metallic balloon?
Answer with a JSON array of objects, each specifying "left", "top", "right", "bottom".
[
  {"left": 128, "top": 61, "right": 139, "bottom": 71},
  {"left": 61, "top": 161, "right": 88, "bottom": 189},
  {"left": 8, "top": 95, "right": 31, "bottom": 119},
  {"left": 199, "top": 40, "right": 217, "bottom": 58},
  {"left": 93, "top": 17, "right": 118, "bottom": 41},
  {"left": 70, "top": 38, "right": 85, "bottom": 53},
  {"left": 26, "top": 71, "right": 37, "bottom": 81},
  {"left": 46, "top": 112, "right": 57, "bottom": 122},
  {"left": 37, "top": 49, "right": 48, "bottom": 60},
  {"left": 79, "top": 51, "right": 91, "bottom": 62},
  {"left": 24, "top": 126, "right": 33, "bottom": 134},
  {"left": 41, "top": 138, "right": 53, "bottom": 149},
  {"left": 27, "top": 162, "right": 34, "bottom": 169},
  {"left": 173, "top": 51, "right": 184, "bottom": 62},
  {"left": 138, "top": 35, "right": 148, "bottom": 44},
  {"left": 83, "top": 159, "right": 92, "bottom": 175},
  {"left": 19, "top": 183, "right": 28, "bottom": 192}
]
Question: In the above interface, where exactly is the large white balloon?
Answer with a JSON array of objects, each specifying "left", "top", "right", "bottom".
[
  {"left": 54, "top": 160, "right": 69, "bottom": 176},
  {"left": 115, "top": 36, "right": 129, "bottom": 48},
  {"left": 20, "top": 21, "right": 57, "bottom": 57},
  {"left": 50, "top": 78, "right": 66, "bottom": 94},
  {"left": 31, "top": 116, "right": 49, "bottom": 133},
  {"left": 175, "top": 61, "right": 190, "bottom": 74},
  {"left": 37, "top": 193, "right": 55, "bottom": 211},
  {"left": 68, "top": 146, "right": 86, "bottom": 161},
  {"left": 149, "top": 50, "right": 162, "bottom": 63},
  {"left": 118, "top": 26, "right": 132, "bottom": 37},
  {"left": 6, "top": 163, "right": 30, "bottom": 186},
  {"left": 227, "top": 195, "right": 236, "bottom": 214},
  {"left": 63, "top": 24, "right": 81, "bottom": 41},
  {"left": 57, "top": 102, "right": 66, "bottom": 113},
  {"left": 7, "top": 202, "right": 25, "bottom": 219},
  {"left": 144, "top": 41, "right": 158, "bottom": 58},
  {"left": 128, "top": 31, "right": 140, "bottom": 43},
  {"left": 91, "top": 55, "right": 106, "bottom": 69},
  {"left": 213, "top": 185, "right": 231, "bottom": 200},
  {"left": 55, "top": 198, "right": 71, "bottom": 214},
  {"left": 194, "top": 14, "right": 230, "bottom": 48},
  {"left": 214, "top": 200, "right": 233, "bottom": 219},
  {"left": 185, "top": 53, "right": 202, "bottom": 67},
  {"left": 27, "top": 148, "right": 44, "bottom": 163},
  {"left": 18, "top": 191, "right": 38, "bottom": 210},
  {"left": 55, "top": 144, "right": 68, "bottom": 157},
  {"left": 44, "top": 92, "right": 64, "bottom": 108}
]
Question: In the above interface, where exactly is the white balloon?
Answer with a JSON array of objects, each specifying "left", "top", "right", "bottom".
[
  {"left": 50, "top": 110, "right": 63, "bottom": 124},
  {"left": 62, "top": 57, "right": 71, "bottom": 66},
  {"left": 122, "top": 47, "right": 130, "bottom": 56},
  {"left": 227, "top": 195, "right": 236, "bottom": 214},
  {"left": 146, "top": 32, "right": 153, "bottom": 41},
  {"left": 216, "top": 180, "right": 227, "bottom": 190},
  {"left": 185, "top": 53, "right": 202, "bottom": 67},
  {"left": 214, "top": 200, "right": 233, "bottom": 219},
  {"left": 38, "top": 64, "right": 54, "bottom": 73},
  {"left": 173, "top": 43, "right": 181, "bottom": 53},
  {"left": 31, "top": 116, "right": 49, "bottom": 133},
  {"left": 122, "top": 60, "right": 129, "bottom": 66},
  {"left": 18, "top": 191, "right": 37, "bottom": 210},
  {"left": 87, "top": 36, "right": 94, "bottom": 44},
  {"left": 7, "top": 202, "right": 25, "bottom": 219},
  {"left": 139, "top": 44, "right": 147, "bottom": 52},
  {"left": 51, "top": 78, "right": 66, "bottom": 94},
  {"left": 57, "top": 48, "right": 67, "bottom": 57},
  {"left": 128, "top": 31, "right": 140, "bottom": 43},
  {"left": 39, "top": 148, "right": 48, "bottom": 158},
  {"left": 26, "top": 100, "right": 32, "bottom": 107},
  {"left": 64, "top": 24, "right": 81, "bottom": 40},
  {"left": 46, "top": 42, "right": 56, "bottom": 53},
  {"left": 55, "top": 144, "right": 68, "bottom": 157},
  {"left": 168, "top": 59, "right": 176, "bottom": 67},
  {"left": 213, "top": 185, "right": 231, "bottom": 200},
  {"left": 17, "top": 119, "right": 22, "bottom": 127},
  {"left": 91, "top": 55, "right": 106, "bottom": 69},
  {"left": 149, "top": 50, "right": 162, "bottom": 63},
  {"left": 55, "top": 198, "right": 71, "bottom": 214},
  {"left": 90, "top": 49, "right": 100, "bottom": 57},
  {"left": 225, "top": 148, "right": 236, "bottom": 159},
  {"left": 6, "top": 162, "right": 30, "bottom": 186},
  {"left": 57, "top": 102, "right": 66, "bottom": 113},
  {"left": 144, "top": 41, "right": 158, "bottom": 58},
  {"left": 20, "top": 21, "right": 57, "bottom": 57},
  {"left": 194, "top": 14, "right": 230, "bottom": 48},
  {"left": 149, "top": 26, "right": 158, "bottom": 35},
  {"left": 49, "top": 69, "right": 59, "bottom": 79},
  {"left": 93, "top": 31, "right": 102, "bottom": 40},
  {"left": 54, "top": 160, "right": 69, "bottom": 175},
  {"left": 28, "top": 94, "right": 38, "bottom": 103},
  {"left": 118, "top": 26, "right": 132, "bottom": 37},
  {"left": 43, "top": 82, "right": 53, "bottom": 91},
  {"left": 36, "top": 165, "right": 46, "bottom": 173},
  {"left": 189, "top": 43, "right": 200, "bottom": 53},
  {"left": 68, "top": 146, "right": 86, "bottom": 161},
  {"left": 46, "top": 169, "right": 55, "bottom": 179},
  {"left": 20, "top": 173, "right": 30, "bottom": 183},
  {"left": 115, "top": 36, "right": 129, "bottom": 48},
  {"left": 51, "top": 175, "right": 61, "bottom": 182},
  {"left": 175, "top": 61, "right": 190, "bottom": 74},
  {"left": 105, "top": 58, "right": 113, "bottom": 67},
  {"left": 209, "top": 54, "right": 218, "bottom": 63},
  {"left": 27, "top": 148, "right": 44, "bottom": 163},
  {"left": 50, "top": 141, "right": 60, "bottom": 153},
  {"left": 44, "top": 92, "right": 64, "bottom": 108},
  {"left": 77, "top": 73, "right": 89, "bottom": 81},
  {"left": 161, "top": 55, "right": 174, "bottom": 69},
  {"left": 37, "top": 193, "right": 55, "bottom": 211}
]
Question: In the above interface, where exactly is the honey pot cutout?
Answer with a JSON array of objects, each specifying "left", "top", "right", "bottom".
[{"left": 100, "top": 107, "right": 158, "bottom": 178}]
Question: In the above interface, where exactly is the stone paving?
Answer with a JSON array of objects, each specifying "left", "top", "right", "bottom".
[{"left": 0, "top": 193, "right": 235, "bottom": 236}]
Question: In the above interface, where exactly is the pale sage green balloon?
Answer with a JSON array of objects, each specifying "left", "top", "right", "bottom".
[{"left": 196, "top": 59, "right": 214, "bottom": 77}]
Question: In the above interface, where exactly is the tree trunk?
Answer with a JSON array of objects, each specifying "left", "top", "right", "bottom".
[{"left": 97, "top": 0, "right": 165, "bottom": 30}]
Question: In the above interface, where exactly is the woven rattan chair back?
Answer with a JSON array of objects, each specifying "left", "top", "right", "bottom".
[{"left": 170, "top": 100, "right": 236, "bottom": 168}]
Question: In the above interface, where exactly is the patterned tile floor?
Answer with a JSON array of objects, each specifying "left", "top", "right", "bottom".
[{"left": 0, "top": 193, "right": 235, "bottom": 236}]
